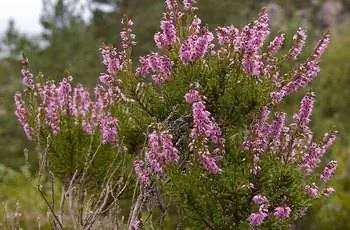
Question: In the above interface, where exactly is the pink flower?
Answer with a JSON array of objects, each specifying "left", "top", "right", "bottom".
[
  {"left": 134, "top": 160, "right": 151, "bottom": 186},
  {"left": 154, "top": 19, "right": 177, "bottom": 48},
  {"left": 183, "top": 0, "right": 197, "bottom": 11},
  {"left": 320, "top": 160, "right": 337, "bottom": 182},
  {"left": 323, "top": 187, "right": 336, "bottom": 197},
  {"left": 136, "top": 53, "right": 174, "bottom": 84},
  {"left": 252, "top": 195, "right": 268, "bottom": 205},
  {"left": 267, "top": 32, "right": 286, "bottom": 54},
  {"left": 248, "top": 210, "right": 268, "bottom": 226},
  {"left": 184, "top": 89, "right": 202, "bottom": 104},
  {"left": 21, "top": 68, "right": 34, "bottom": 88},
  {"left": 99, "top": 115, "right": 119, "bottom": 146},
  {"left": 200, "top": 154, "right": 222, "bottom": 174},
  {"left": 305, "top": 183, "right": 319, "bottom": 198},
  {"left": 179, "top": 32, "right": 214, "bottom": 64},
  {"left": 134, "top": 126, "right": 179, "bottom": 185},
  {"left": 14, "top": 93, "right": 34, "bottom": 140},
  {"left": 296, "top": 93, "right": 315, "bottom": 127},
  {"left": 216, "top": 25, "right": 240, "bottom": 48},
  {"left": 288, "top": 27, "right": 307, "bottom": 59},
  {"left": 99, "top": 46, "right": 123, "bottom": 76},
  {"left": 312, "top": 32, "right": 330, "bottom": 60},
  {"left": 273, "top": 206, "right": 291, "bottom": 219}
]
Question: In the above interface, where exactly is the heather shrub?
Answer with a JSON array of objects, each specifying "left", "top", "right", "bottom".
[{"left": 14, "top": 0, "right": 338, "bottom": 229}]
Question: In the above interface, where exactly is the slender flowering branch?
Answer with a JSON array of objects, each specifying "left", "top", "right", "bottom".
[
  {"left": 268, "top": 32, "right": 286, "bottom": 54},
  {"left": 136, "top": 52, "right": 174, "bottom": 84},
  {"left": 134, "top": 124, "right": 179, "bottom": 185},
  {"left": 185, "top": 89, "right": 224, "bottom": 174},
  {"left": 288, "top": 27, "right": 307, "bottom": 60}
]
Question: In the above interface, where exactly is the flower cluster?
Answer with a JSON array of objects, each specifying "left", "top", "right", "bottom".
[
  {"left": 267, "top": 32, "right": 286, "bottom": 54},
  {"left": 179, "top": 29, "right": 215, "bottom": 64},
  {"left": 120, "top": 18, "right": 136, "bottom": 52},
  {"left": 183, "top": 0, "right": 197, "bottom": 11},
  {"left": 271, "top": 32, "right": 330, "bottom": 104},
  {"left": 249, "top": 195, "right": 269, "bottom": 226},
  {"left": 15, "top": 67, "right": 120, "bottom": 146},
  {"left": 248, "top": 210, "right": 268, "bottom": 226},
  {"left": 136, "top": 53, "right": 174, "bottom": 84},
  {"left": 99, "top": 18, "right": 135, "bottom": 88},
  {"left": 273, "top": 206, "right": 292, "bottom": 219},
  {"left": 288, "top": 27, "right": 307, "bottom": 60},
  {"left": 215, "top": 10, "right": 270, "bottom": 77},
  {"left": 21, "top": 68, "right": 34, "bottom": 89},
  {"left": 14, "top": 93, "right": 34, "bottom": 140},
  {"left": 134, "top": 125, "right": 179, "bottom": 185},
  {"left": 216, "top": 25, "right": 240, "bottom": 48},
  {"left": 243, "top": 93, "right": 337, "bottom": 176},
  {"left": 100, "top": 46, "right": 123, "bottom": 81},
  {"left": 312, "top": 31, "right": 331, "bottom": 60},
  {"left": 244, "top": 93, "right": 337, "bottom": 226},
  {"left": 185, "top": 89, "right": 224, "bottom": 174},
  {"left": 305, "top": 183, "right": 319, "bottom": 198},
  {"left": 249, "top": 194, "right": 292, "bottom": 226},
  {"left": 154, "top": 17, "right": 177, "bottom": 49},
  {"left": 304, "top": 183, "right": 334, "bottom": 198},
  {"left": 321, "top": 160, "right": 337, "bottom": 182}
]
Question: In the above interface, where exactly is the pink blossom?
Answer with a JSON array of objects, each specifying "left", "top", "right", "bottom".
[
  {"left": 248, "top": 210, "right": 268, "bottom": 226},
  {"left": 14, "top": 93, "right": 34, "bottom": 140},
  {"left": 312, "top": 32, "right": 330, "bottom": 60},
  {"left": 200, "top": 154, "right": 222, "bottom": 174},
  {"left": 320, "top": 160, "right": 337, "bottom": 182},
  {"left": 183, "top": 0, "right": 197, "bottom": 11},
  {"left": 99, "top": 115, "right": 119, "bottom": 146},
  {"left": 273, "top": 206, "right": 291, "bottom": 219},
  {"left": 288, "top": 27, "right": 307, "bottom": 60},
  {"left": 216, "top": 25, "right": 240, "bottom": 48},
  {"left": 134, "top": 126, "right": 179, "bottom": 185},
  {"left": 154, "top": 19, "right": 177, "bottom": 48},
  {"left": 268, "top": 32, "right": 286, "bottom": 54},
  {"left": 179, "top": 32, "right": 214, "bottom": 64},
  {"left": 184, "top": 89, "right": 202, "bottom": 104},
  {"left": 134, "top": 160, "right": 151, "bottom": 186},
  {"left": 21, "top": 68, "right": 34, "bottom": 89},
  {"left": 323, "top": 187, "right": 336, "bottom": 197},
  {"left": 136, "top": 53, "right": 174, "bottom": 84},
  {"left": 252, "top": 195, "right": 268, "bottom": 205},
  {"left": 99, "top": 46, "right": 123, "bottom": 76},
  {"left": 305, "top": 183, "right": 319, "bottom": 198}
]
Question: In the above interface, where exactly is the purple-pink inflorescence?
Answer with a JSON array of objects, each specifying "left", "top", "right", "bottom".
[
  {"left": 136, "top": 53, "right": 174, "bottom": 84},
  {"left": 273, "top": 206, "right": 292, "bottom": 219},
  {"left": 267, "top": 32, "right": 286, "bottom": 54},
  {"left": 288, "top": 27, "right": 307, "bottom": 60},
  {"left": 15, "top": 65, "right": 120, "bottom": 146},
  {"left": 179, "top": 29, "right": 214, "bottom": 64},
  {"left": 243, "top": 92, "right": 337, "bottom": 211},
  {"left": 252, "top": 195, "right": 268, "bottom": 205},
  {"left": 248, "top": 209, "right": 268, "bottom": 226},
  {"left": 134, "top": 126, "right": 179, "bottom": 186},
  {"left": 185, "top": 88, "right": 224, "bottom": 174}
]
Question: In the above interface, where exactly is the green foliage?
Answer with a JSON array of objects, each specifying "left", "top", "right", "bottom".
[
  {"left": 0, "top": 164, "right": 51, "bottom": 229},
  {"left": 0, "top": 59, "right": 28, "bottom": 169}
]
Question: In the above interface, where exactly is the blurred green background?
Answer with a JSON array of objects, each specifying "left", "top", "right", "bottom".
[{"left": 1, "top": 0, "right": 350, "bottom": 229}]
